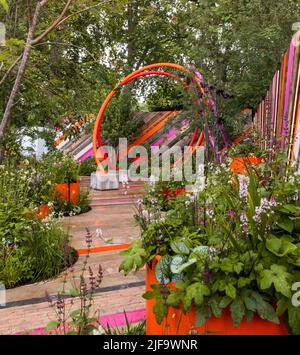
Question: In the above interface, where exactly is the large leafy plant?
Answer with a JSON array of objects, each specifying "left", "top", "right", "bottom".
[{"left": 120, "top": 156, "right": 300, "bottom": 334}]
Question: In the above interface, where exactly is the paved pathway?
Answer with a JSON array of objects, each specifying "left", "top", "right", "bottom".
[{"left": 0, "top": 178, "right": 146, "bottom": 334}]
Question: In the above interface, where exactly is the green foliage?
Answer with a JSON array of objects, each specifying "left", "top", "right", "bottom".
[
  {"left": 0, "top": 156, "right": 78, "bottom": 288},
  {"left": 52, "top": 190, "right": 91, "bottom": 217},
  {"left": 0, "top": 0, "right": 8, "bottom": 13},
  {"left": 120, "top": 154, "right": 300, "bottom": 333},
  {"left": 119, "top": 240, "right": 147, "bottom": 276},
  {"left": 41, "top": 151, "right": 79, "bottom": 184},
  {"left": 105, "top": 312, "right": 146, "bottom": 335},
  {"left": 45, "top": 249, "right": 104, "bottom": 335},
  {"left": 78, "top": 157, "right": 96, "bottom": 176},
  {"left": 143, "top": 283, "right": 169, "bottom": 325},
  {"left": 2, "top": 0, "right": 298, "bottom": 150}
]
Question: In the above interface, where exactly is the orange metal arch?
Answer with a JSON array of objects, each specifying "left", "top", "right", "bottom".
[{"left": 93, "top": 63, "right": 206, "bottom": 173}]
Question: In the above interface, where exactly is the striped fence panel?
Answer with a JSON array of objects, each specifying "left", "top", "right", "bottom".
[{"left": 253, "top": 30, "right": 300, "bottom": 163}]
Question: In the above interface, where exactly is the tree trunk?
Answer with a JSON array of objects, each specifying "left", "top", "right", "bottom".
[
  {"left": 0, "top": 2, "right": 44, "bottom": 144},
  {"left": 126, "top": 0, "right": 138, "bottom": 73}
]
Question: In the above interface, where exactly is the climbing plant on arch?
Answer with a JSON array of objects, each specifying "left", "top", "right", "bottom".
[{"left": 92, "top": 63, "right": 222, "bottom": 174}]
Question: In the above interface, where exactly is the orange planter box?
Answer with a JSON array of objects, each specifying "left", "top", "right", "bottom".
[
  {"left": 146, "top": 257, "right": 288, "bottom": 335},
  {"left": 162, "top": 187, "right": 186, "bottom": 201},
  {"left": 231, "top": 156, "right": 264, "bottom": 175},
  {"left": 55, "top": 181, "right": 80, "bottom": 204},
  {"left": 27, "top": 204, "right": 51, "bottom": 220},
  {"left": 38, "top": 204, "right": 51, "bottom": 219}
]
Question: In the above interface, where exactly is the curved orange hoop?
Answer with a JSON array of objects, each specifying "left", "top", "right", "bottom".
[{"left": 93, "top": 63, "right": 206, "bottom": 173}]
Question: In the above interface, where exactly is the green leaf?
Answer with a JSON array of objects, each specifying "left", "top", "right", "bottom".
[
  {"left": 276, "top": 298, "right": 288, "bottom": 317},
  {"left": 210, "top": 298, "right": 222, "bottom": 318},
  {"left": 153, "top": 297, "right": 168, "bottom": 325},
  {"left": 119, "top": 257, "right": 134, "bottom": 276},
  {"left": 195, "top": 307, "right": 207, "bottom": 327},
  {"left": 245, "top": 310, "right": 254, "bottom": 323},
  {"left": 69, "top": 287, "right": 80, "bottom": 297},
  {"left": 225, "top": 284, "right": 237, "bottom": 299},
  {"left": 230, "top": 297, "right": 245, "bottom": 327},
  {"left": 45, "top": 320, "right": 60, "bottom": 332},
  {"left": 0, "top": 0, "right": 8, "bottom": 13},
  {"left": 248, "top": 172, "right": 260, "bottom": 209},
  {"left": 119, "top": 241, "right": 147, "bottom": 275},
  {"left": 277, "top": 218, "right": 294, "bottom": 233},
  {"left": 266, "top": 236, "right": 297, "bottom": 257},
  {"left": 259, "top": 265, "right": 292, "bottom": 297},
  {"left": 219, "top": 295, "right": 232, "bottom": 309},
  {"left": 70, "top": 309, "right": 81, "bottom": 319},
  {"left": 143, "top": 290, "right": 155, "bottom": 300},
  {"left": 195, "top": 305, "right": 211, "bottom": 328},
  {"left": 238, "top": 277, "right": 251, "bottom": 288},
  {"left": 233, "top": 262, "right": 244, "bottom": 274},
  {"left": 155, "top": 256, "right": 172, "bottom": 283},
  {"left": 170, "top": 240, "right": 190, "bottom": 255},
  {"left": 143, "top": 284, "right": 169, "bottom": 325},
  {"left": 170, "top": 255, "right": 185, "bottom": 274},
  {"left": 183, "top": 282, "right": 210, "bottom": 312},
  {"left": 170, "top": 256, "right": 196, "bottom": 274},
  {"left": 243, "top": 295, "right": 257, "bottom": 312},
  {"left": 288, "top": 303, "right": 300, "bottom": 335},
  {"left": 167, "top": 290, "right": 183, "bottom": 309},
  {"left": 251, "top": 292, "right": 279, "bottom": 324}
]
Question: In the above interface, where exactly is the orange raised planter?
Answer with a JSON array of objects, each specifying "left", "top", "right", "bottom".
[
  {"left": 55, "top": 181, "right": 80, "bottom": 204},
  {"left": 38, "top": 204, "right": 51, "bottom": 219},
  {"left": 27, "top": 204, "right": 51, "bottom": 220},
  {"left": 231, "top": 156, "right": 264, "bottom": 175},
  {"left": 146, "top": 256, "right": 288, "bottom": 335},
  {"left": 162, "top": 187, "right": 186, "bottom": 202}
]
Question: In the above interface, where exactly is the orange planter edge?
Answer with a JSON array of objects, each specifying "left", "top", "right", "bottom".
[
  {"left": 55, "top": 181, "right": 80, "bottom": 204},
  {"left": 146, "top": 256, "right": 288, "bottom": 335}
]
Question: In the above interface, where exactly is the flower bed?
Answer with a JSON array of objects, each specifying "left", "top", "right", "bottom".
[
  {"left": 120, "top": 155, "right": 300, "bottom": 335},
  {"left": 0, "top": 154, "right": 84, "bottom": 288}
]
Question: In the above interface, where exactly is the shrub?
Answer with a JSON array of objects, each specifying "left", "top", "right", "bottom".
[
  {"left": 78, "top": 157, "right": 96, "bottom": 176},
  {"left": 0, "top": 159, "right": 76, "bottom": 288}
]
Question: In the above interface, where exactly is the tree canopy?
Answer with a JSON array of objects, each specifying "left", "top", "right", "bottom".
[{"left": 0, "top": 0, "right": 299, "bottom": 148}]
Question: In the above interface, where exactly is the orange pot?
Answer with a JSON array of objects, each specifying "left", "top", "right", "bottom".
[
  {"left": 38, "top": 204, "right": 51, "bottom": 219},
  {"left": 27, "top": 204, "right": 51, "bottom": 220},
  {"left": 146, "top": 256, "right": 288, "bottom": 335},
  {"left": 162, "top": 187, "right": 186, "bottom": 201},
  {"left": 55, "top": 181, "right": 80, "bottom": 204},
  {"left": 231, "top": 156, "right": 264, "bottom": 175}
]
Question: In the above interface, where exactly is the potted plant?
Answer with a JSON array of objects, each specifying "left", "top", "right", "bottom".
[
  {"left": 43, "top": 152, "right": 80, "bottom": 204},
  {"left": 120, "top": 157, "right": 300, "bottom": 335}
]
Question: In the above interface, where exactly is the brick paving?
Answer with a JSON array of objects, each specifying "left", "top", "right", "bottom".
[{"left": 0, "top": 180, "right": 146, "bottom": 334}]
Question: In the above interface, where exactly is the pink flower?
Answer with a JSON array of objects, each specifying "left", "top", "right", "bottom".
[{"left": 227, "top": 209, "right": 235, "bottom": 219}]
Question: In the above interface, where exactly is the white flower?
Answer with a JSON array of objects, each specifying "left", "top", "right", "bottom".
[
  {"left": 96, "top": 228, "right": 103, "bottom": 238},
  {"left": 238, "top": 175, "right": 249, "bottom": 202},
  {"left": 137, "top": 198, "right": 143, "bottom": 207},
  {"left": 92, "top": 325, "right": 105, "bottom": 335},
  {"left": 149, "top": 175, "right": 157, "bottom": 185},
  {"left": 206, "top": 208, "right": 214, "bottom": 218}
]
